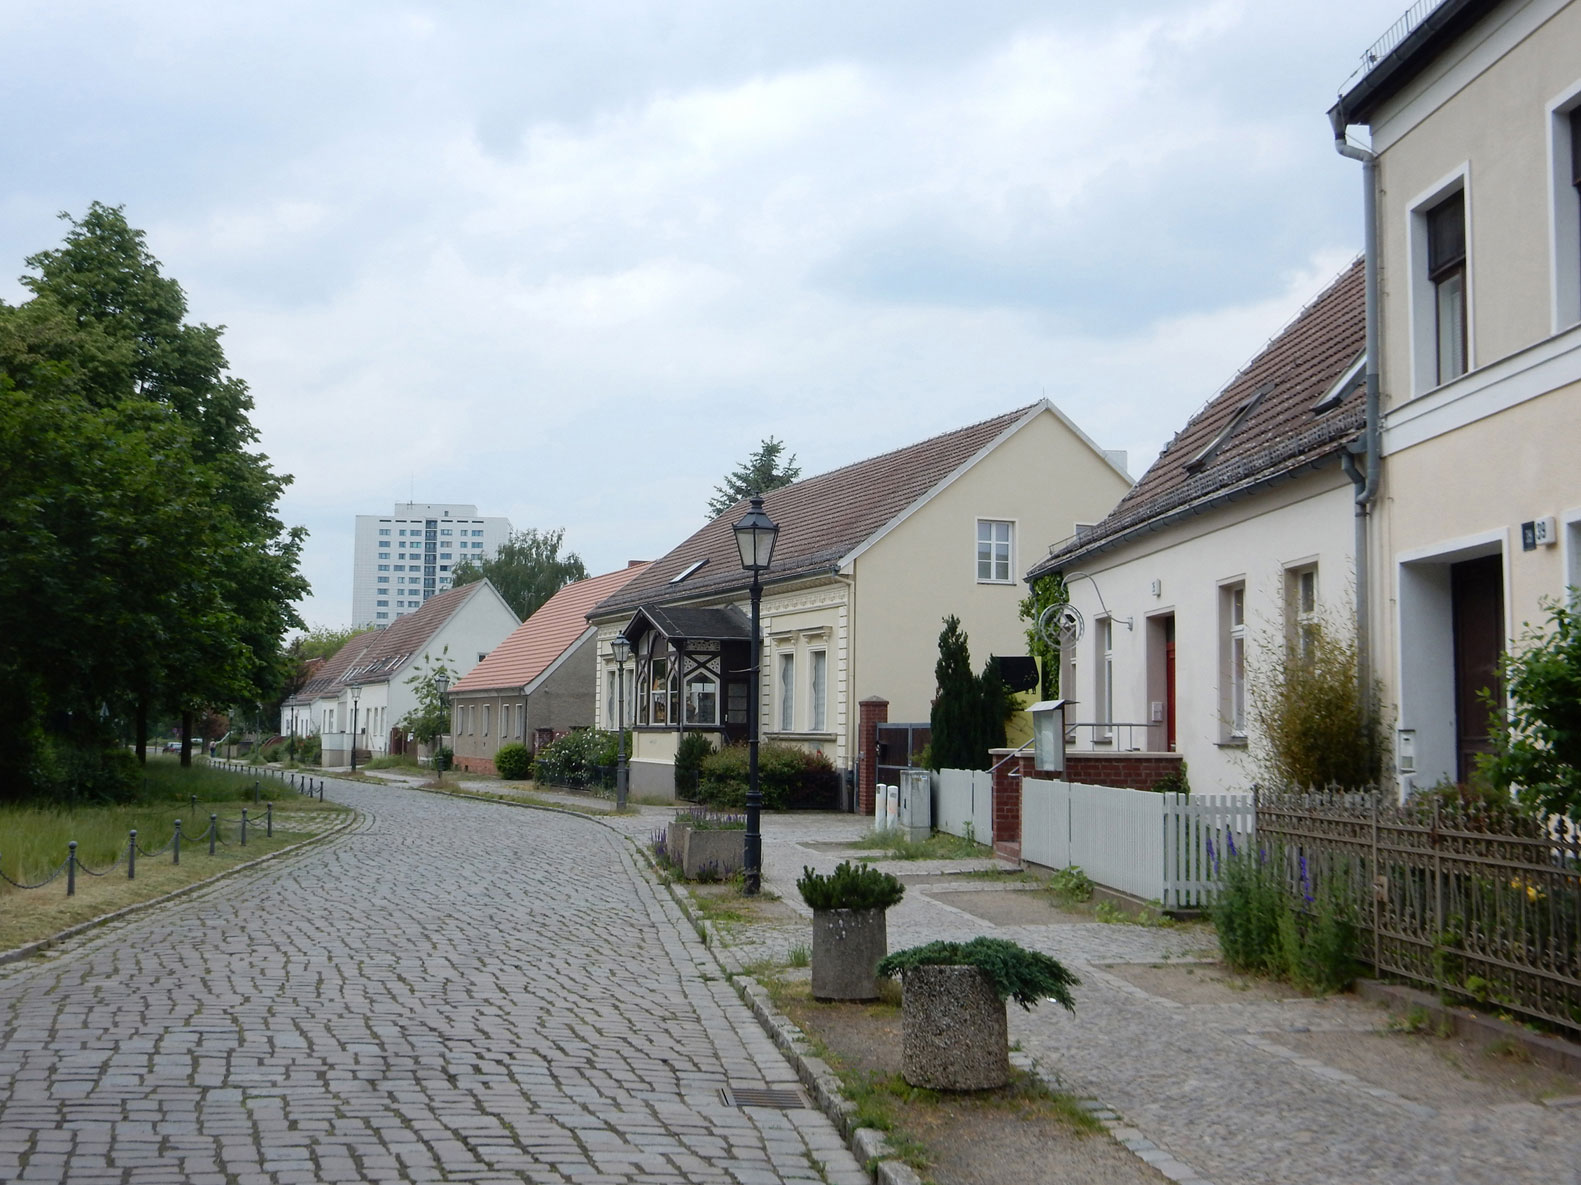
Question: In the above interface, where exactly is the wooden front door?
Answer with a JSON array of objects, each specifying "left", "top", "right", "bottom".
[{"left": 1451, "top": 555, "right": 1504, "bottom": 784}]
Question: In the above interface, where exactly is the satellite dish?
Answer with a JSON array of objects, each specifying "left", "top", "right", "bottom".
[{"left": 1036, "top": 602, "right": 1085, "bottom": 646}]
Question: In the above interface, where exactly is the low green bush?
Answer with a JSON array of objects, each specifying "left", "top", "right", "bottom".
[
  {"left": 532, "top": 729, "right": 617, "bottom": 786},
  {"left": 877, "top": 937, "right": 1079, "bottom": 1011},
  {"left": 798, "top": 861, "right": 905, "bottom": 911},
  {"left": 494, "top": 742, "right": 531, "bottom": 780},
  {"left": 674, "top": 732, "right": 714, "bottom": 796},
  {"left": 696, "top": 742, "right": 839, "bottom": 810}
]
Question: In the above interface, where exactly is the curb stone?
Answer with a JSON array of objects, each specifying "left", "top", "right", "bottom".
[{"left": 0, "top": 804, "right": 359, "bottom": 970}]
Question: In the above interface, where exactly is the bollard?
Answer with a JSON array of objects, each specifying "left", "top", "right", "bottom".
[
  {"left": 210, "top": 814, "right": 218, "bottom": 857},
  {"left": 266, "top": 803, "right": 273, "bottom": 838},
  {"left": 241, "top": 808, "right": 248, "bottom": 846},
  {"left": 67, "top": 841, "right": 77, "bottom": 897},
  {"left": 254, "top": 780, "right": 260, "bottom": 804},
  {"left": 318, "top": 779, "right": 324, "bottom": 801},
  {"left": 173, "top": 819, "right": 182, "bottom": 865},
  {"left": 128, "top": 830, "right": 137, "bottom": 880},
  {"left": 191, "top": 794, "right": 197, "bottom": 818}
]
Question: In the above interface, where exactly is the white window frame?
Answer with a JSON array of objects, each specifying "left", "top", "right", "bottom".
[
  {"left": 808, "top": 649, "right": 828, "bottom": 733},
  {"left": 683, "top": 672, "right": 720, "bottom": 727},
  {"left": 1221, "top": 580, "right": 1247, "bottom": 740},
  {"left": 1285, "top": 562, "right": 1319, "bottom": 659},
  {"left": 778, "top": 651, "right": 796, "bottom": 732},
  {"left": 1548, "top": 80, "right": 1581, "bottom": 333},
  {"left": 1407, "top": 166, "right": 1473, "bottom": 396},
  {"left": 976, "top": 519, "right": 1015, "bottom": 584}
]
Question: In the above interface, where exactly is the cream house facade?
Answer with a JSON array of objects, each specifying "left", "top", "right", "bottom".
[
  {"left": 1028, "top": 263, "right": 1367, "bottom": 793},
  {"left": 587, "top": 402, "right": 1134, "bottom": 802},
  {"left": 1331, "top": 0, "right": 1581, "bottom": 795}
]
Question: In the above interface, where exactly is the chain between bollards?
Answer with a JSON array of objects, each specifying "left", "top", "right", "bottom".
[{"left": 67, "top": 841, "right": 77, "bottom": 897}]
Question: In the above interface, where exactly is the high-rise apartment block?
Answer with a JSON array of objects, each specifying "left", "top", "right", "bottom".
[{"left": 352, "top": 503, "right": 513, "bottom": 626}]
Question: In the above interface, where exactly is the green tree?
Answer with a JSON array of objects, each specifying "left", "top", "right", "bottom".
[
  {"left": 706, "top": 436, "right": 800, "bottom": 518},
  {"left": 976, "top": 657, "right": 1017, "bottom": 759},
  {"left": 398, "top": 650, "right": 459, "bottom": 753},
  {"left": 450, "top": 527, "right": 587, "bottom": 621},
  {"left": 930, "top": 616, "right": 980, "bottom": 770},
  {"left": 1479, "top": 599, "right": 1581, "bottom": 820},
  {"left": 1018, "top": 573, "right": 1066, "bottom": 699},
  {"left": 0, "top": 203, "right": 306, "bottom": 794},
  {"left": 295, "top": 625, "right": 378, "bottom": 663}
]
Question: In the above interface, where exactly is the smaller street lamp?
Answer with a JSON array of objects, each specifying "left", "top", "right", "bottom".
[
  {"left": 733, "top": 494, "right": 779, "bottom": 895},
  {"left": 287, "top": 701, "right": 297, "bottom": 765},
  {"left": 348, "top": 684, "right": 362, "bottom": 772},
  {"left": 611, "top": 634, "right": 632, "bottom": 810},
  {"left": 433, "top": 671, "right": 450, "bottom": 784}
]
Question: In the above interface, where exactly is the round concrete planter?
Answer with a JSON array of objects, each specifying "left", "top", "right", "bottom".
[
  {"left": 900, "top": 964, "right": 1009, "bottom": 1090},
  {"left": 811, "top": 907, "right": 888, "bottom": 1001}
]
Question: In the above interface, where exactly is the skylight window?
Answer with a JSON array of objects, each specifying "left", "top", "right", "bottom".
[
  {"left": 670, "top": 559, "right": 708, "bottom": 584},
  {"left": 1312, "top": 353, "right": 1365, "bottom": 414},
  {"left": 1185, "top": 382, "right": 1274, "bottom": 473}
]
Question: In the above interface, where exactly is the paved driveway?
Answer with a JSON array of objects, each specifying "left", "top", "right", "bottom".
[{"left": 0, "top": 781, "right": 866, "bottom": 1185}]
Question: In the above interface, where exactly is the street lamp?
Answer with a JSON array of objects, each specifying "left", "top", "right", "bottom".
[
  {"left": 433, "top": 671, "right": 450, "bottom": 784},
  {"left": 287, "top": 701, "right": 297, "bottom": 765},
  {"left": 611, "top": 634, "right": 632, "bottom": 810},
  {"left": 733, "top": 493, "right": 779, "bottom": 895},
  {"left": 348, "top": 684, "right": 362, "bottom": 772}
]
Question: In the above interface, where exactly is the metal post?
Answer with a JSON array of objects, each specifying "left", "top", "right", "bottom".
[
  {"left": 254, "top": 780, "right": 260, "bottom": 804},
  {"left": 209, "top": 814, "right": 217, "bottom": 857},
  {"left": 173, "top": 820, "right": 181, "bottom": 865},
  {"left": 67, "top": 841, "right": 77, "bottom": 897},
  {"left": 267, "top": 803, "right": 273, "bottom": 838},
  {"left": 616, "top": 656, "right": 628, "bottom": 811},
  {"left": 745, "top": 571, "right": 763, "bottom": 895},
  {"left": 319, "top": 779, "right": 323, "bottom": 801},
  {"left": 128, "top": 830, "right": 137, "bottom": 880},
  {"left": 190, "top": 794, "right": 197, "bottom": 818},
  {"left": 241, "top": 809, "right": 248, "bottom": 846}
]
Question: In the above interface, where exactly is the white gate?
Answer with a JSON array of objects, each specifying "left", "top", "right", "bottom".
[{"left": 933, "top": 768, "right": 993, "bottom": 845}]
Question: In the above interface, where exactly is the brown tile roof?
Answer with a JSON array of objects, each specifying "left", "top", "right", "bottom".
[
  {"left": 449, "top": 563, "right": 651, "bottom": 694},
  {"left": 1029, "top": 259, "right": 1365, "bottom": 578},
  {"left": 592, "top": 403, "right": 1046, "bottom": 618},
  {"left": 289, "top": 636, "right": 378, "bottom": 705}
]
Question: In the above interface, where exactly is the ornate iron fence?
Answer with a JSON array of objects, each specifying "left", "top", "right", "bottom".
[{"left": 1257, "top": 790, "right": 1581, "bottom": 1035}]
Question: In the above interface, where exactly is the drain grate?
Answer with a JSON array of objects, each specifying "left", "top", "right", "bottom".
[{"left": 720, "top": 1085, "right": 810, "bottom": 1110}]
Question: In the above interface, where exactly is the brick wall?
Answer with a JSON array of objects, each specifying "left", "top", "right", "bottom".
[
  {"left": 1064, "top": 752, "right": 1184, "bottom": 792},
  {"left": 988, "top": 749, "right": 1032, "bottom": 861},
  {"left": 454, "top": 754, "right": 498, "bottom": 776},
  {"left": 857, "top": 698, "right": 888, "bottom": 816}
]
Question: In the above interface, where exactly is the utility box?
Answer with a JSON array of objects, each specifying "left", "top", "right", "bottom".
[
  {"left": 898, "top": 768, "right": 933, "bottom": 843},
  {"left": 1028, "top": 699, "right": 1069, "bottom": 774}
]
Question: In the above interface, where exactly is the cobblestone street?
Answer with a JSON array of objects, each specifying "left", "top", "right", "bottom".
[{"left": 0, "top": 781, "right": 866, "bottom": 1185}]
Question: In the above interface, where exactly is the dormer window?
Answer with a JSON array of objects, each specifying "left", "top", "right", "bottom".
[
  {"left": 1313, "top": 354, "right": 1364, "bottom": 414},
  {"left": 670, "top": 559, "right": 708, "bottom": 584},
  {"left": 1185, "top": 382, "right": 1273, "bottom": 473}
]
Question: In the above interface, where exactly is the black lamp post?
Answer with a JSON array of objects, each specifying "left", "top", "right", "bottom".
[
  {"left": 433, "top": 671, "right": 450, "bottom": 784},
  {"left": 732, "top": 494, "right": 779, "bottom": 895},
  {"left": 287, "top": 702, "right": 297, "bottom": 765},
  {"left": 611, "top": 634, "right": 632, "bottom": 809},
  {"left": 348, "top": 685, "right": 361, "bottom": 772}
]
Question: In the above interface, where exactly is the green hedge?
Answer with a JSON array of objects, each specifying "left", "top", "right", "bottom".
[
  {"left": 494, "top": 742, "right": 531, "bottom": 780},
  {"left": 695, "top": 742, "right": 840, "bottom": 810}
]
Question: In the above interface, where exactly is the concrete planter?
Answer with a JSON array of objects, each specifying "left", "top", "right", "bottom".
[
  {"left": 900, "top": 964, "right": 1009, "bottom": 1090},
  {"left": 665, "top": 822, "right": 692, "bottom": 868},
  {"left": 811, "top": 908, "right": 888, "bottom": 1001},
  {"left": 682, "top": 829, "right": 744, "bottom": 881}
]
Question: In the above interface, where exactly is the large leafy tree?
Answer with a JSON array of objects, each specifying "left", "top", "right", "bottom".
[
  {"left": 706, "top": 436, "right": 800, "bottom": 518},
  {"left": 0, "top": 204, "right": 306, "bottom": 795},
  {"left": 450, "top": 527, "right": 587, "bottom": 621}
]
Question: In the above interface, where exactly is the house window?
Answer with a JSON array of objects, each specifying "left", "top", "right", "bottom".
[
  {"left": 1096, "top": 618, "right": 1114, "bottom": 740},
  {"left": 1552, "top": 97, "right": 1581, "bottom": 329},
  {"left": 1427, "top": 190, "right": 1467, "bottom": 385},
  {"left": 1221, "top": 583, "right": 1247, "bottom": 738},
  {"left": 376, "top": 599, "right": 388, "bottom": 607},
  {"left": 376, "top": 611, "right": 388, "bottom": 620},
  {"left": 1286, "top": 565, "right": 1319, "bottom": 659},
  {"left": 377, "top": 576, "right": 389, "bottom": 584},
  {"left": 809, "top": 650, "right": 828, "bottom": 732},
  {"left": 684, "top": 673, "right": 719, "bottom": 726},
  {"left": 440, "top": 528, "right": 452, "bottom": 536},
  {"left": 378, "top": 552, "right": 389, "bottom": 559},
  {"left": 638, "top": 636, "right": 675, "bottom": 726},
  {"left": 779, "top": 652, "right": 796, "bottom": 731},
  {"left": 977, "top": 520, "right": 1013, "bottom": 583},
  {"left": 472, "top": 530, "right": 484, "bottom": 537}
]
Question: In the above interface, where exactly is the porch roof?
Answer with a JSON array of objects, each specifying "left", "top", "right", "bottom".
[{"left": 619, "top": 604, "right": 752, "bottom": 645}]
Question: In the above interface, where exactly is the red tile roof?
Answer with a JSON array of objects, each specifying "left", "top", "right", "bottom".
[
  {"left": 450, "top": 563, "right": 651, "bottom": 694},
  {"left": 1029, "top": 259, "right": 1365, "bottom": 577},
  {"left": 592, "top": 403, "right": 1049, "bottom": 618}
]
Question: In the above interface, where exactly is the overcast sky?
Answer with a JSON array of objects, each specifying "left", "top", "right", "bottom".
[{"left": 1, "top": 0, "right": 1404, "bottom": 629}]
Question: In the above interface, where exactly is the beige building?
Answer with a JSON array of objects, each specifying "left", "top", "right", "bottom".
[
  {"left": 447, "top": 563, "right": 650, "bottom": 774},
  {"left": 1330, "top": 0, "right": 1581, "bottom": 794},
  {"left": 587, "top": 402, "right": 1134, "bottom": 804}
]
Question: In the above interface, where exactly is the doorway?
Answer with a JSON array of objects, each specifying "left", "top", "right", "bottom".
[{"left": 1451, "top": 555, "right": 1504, "bottom": 783}]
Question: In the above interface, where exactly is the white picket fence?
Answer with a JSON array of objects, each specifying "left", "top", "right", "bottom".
[
  {"left": 933, "top": 768, "right": 994, "bottom": 846},
  {"left": 1020, "top": 777, "right": 1254, "bottom": 908}
]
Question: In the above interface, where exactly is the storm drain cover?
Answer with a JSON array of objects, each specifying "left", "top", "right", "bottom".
[{"left": 720, "top": 1085, "right": 809, "bottom": 1110}]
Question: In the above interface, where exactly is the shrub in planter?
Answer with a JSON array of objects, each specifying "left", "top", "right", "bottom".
[
  {"left": 494, "top": 742, "right": 532, "bottom": 780},
  {"left": 878, "top": 937, "right": 1079, "bottom": 1090},
  {"left": 799, "top": 862, "right": 906, "bottom": 1001}
]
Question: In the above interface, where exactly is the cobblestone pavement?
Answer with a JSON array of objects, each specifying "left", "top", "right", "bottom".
[
  {"left": 638, "top": 807, "right": 1581, "bottom": 1185},
  {"left": 0, "top": 780, "right": 868, "bottom": 1185}
]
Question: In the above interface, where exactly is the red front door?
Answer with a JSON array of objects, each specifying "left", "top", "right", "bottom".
[{"left": 1165, "top": 616, "right": 1177, "bottom": 752}]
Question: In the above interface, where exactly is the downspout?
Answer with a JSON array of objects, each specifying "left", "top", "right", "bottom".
[{"left": 1332, "top": 117, "right": 1380, "bottom": 708}]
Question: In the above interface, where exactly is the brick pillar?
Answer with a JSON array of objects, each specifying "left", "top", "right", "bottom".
[
  {"left": 857, "top": 697, "right": 889, "bottom": 816},
  {"left": 988, "top": 747, "right": 1028, "bottom": 861}
]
